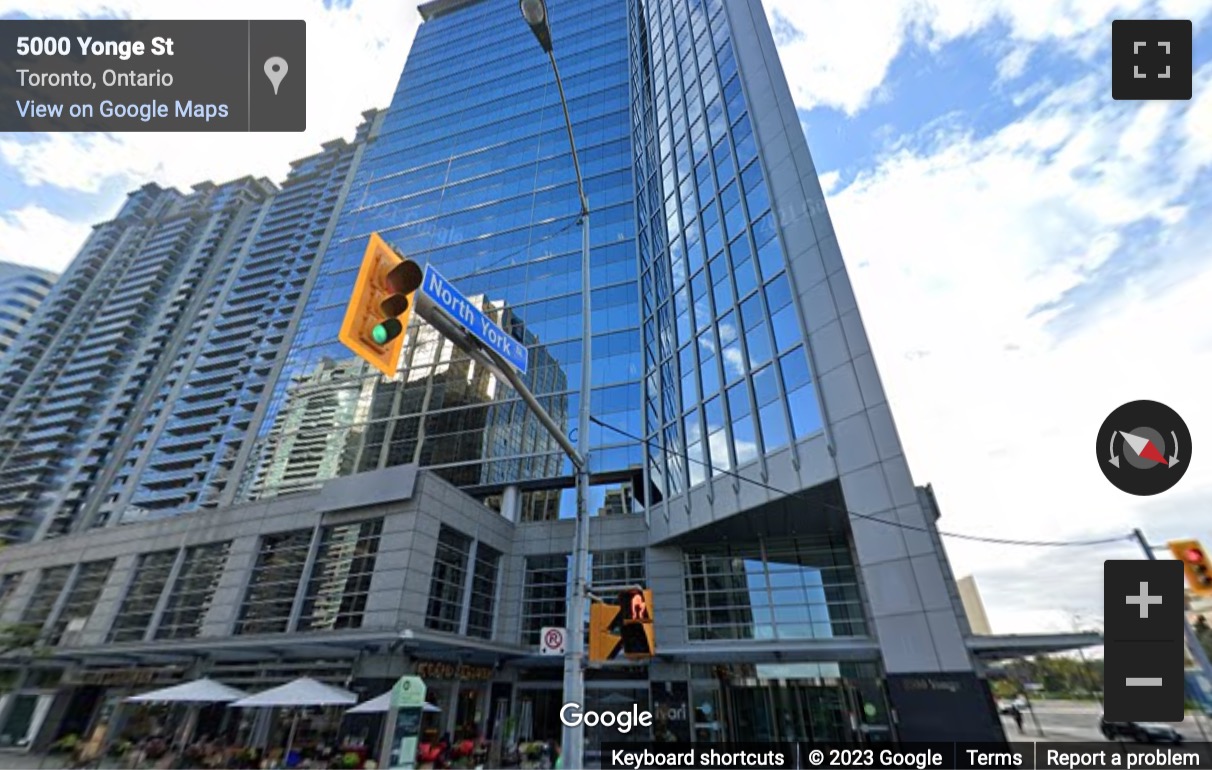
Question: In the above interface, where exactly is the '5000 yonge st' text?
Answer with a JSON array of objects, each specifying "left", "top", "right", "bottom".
[{"left": 15, "top": 99, "right": 227, "bottom": 122}]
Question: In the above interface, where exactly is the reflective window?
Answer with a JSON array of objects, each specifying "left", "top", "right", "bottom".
[
  {"left": 236, "top": 530, "right": 311, "bottom": 636},
  {"left": 466, "top": 543, "right": 502, "bottom": 640},
  {"left": 158, "top": 541, "right": 231, "bottom": 640},
  {"left": 47, "top": 560, "right": 113, "bottom": 646},
  {"left": 298, "top": 519, "right": 383, "bottom": 633},
  {"left": 108, "top": 550, "right": 176, "bottom": 643},
  {"left": 20, "top": 565, "right": 71, "bottom": 630},
  {"left": 425, "top": 526, "right": 472, "bottom": 634},
  {"left": 684, "top": 535, "right": 866, "bottom": 641},
  {"left": 243, "top": 0, "right": 642, "bottom": 508},
  {"left": 523, "top": 554, "right": 569, "bottom": 646},
  {"left": 592, "top": 549, "right": 646, "bottom": 589}
]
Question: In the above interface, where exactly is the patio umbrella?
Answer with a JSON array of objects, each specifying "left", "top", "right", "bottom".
[
  {"left": 346, "top": 692, "right": 441, "bottom": 714},
  {"left": 229, "top": 677, "right": 357, "bottom": 708},
  {"left": 126, "top": 678, "right": 248, "bottom": 704},
  {"left": 229, "top": 678, "right": 358, "bottom": 761},
  {"left": 127, "top": 678, "right": 249, "bottom": 748}
]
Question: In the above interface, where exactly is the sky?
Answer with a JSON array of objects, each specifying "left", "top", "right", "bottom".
[{"left": 1, "top": 0, "right": 1210, "bottom": 635}]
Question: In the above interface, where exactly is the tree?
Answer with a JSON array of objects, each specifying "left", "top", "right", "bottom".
[{"left": 0, "top": 622, "right": 40, "bottom": 656}]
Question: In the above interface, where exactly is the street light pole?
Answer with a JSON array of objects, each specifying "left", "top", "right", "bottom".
[{"left": 520, "top": 1, "right": 592, "bottom": 766}]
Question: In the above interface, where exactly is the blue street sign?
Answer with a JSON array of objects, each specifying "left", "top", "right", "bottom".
[{"left": 419, "top": 264, "right": 529, "bottom": 374}]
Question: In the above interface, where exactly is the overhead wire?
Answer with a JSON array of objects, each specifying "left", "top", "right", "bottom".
[{"left": 589, "top": 415, "right": 1132, "bottom": 549}]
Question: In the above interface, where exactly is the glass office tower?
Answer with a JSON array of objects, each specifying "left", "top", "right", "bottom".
[
  {"left": 232, "top": 0, "right": 1001, "bottom": 743},
  {"left": 243, "top": 0, "right": 644, "bottom": 518}
]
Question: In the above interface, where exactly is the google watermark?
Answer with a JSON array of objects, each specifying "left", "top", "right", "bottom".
[{"left": 559, "top": 703, "right": 652, "bottom": 732}]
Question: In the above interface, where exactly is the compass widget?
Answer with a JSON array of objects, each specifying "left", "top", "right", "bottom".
[{"left": 1097, "top": 400, "right": 1191, "bottom": 496}]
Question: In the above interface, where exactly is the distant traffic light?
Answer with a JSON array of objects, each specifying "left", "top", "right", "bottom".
[
  {"left": 588, "top": 588, "right": 655, "bottom": 663},
  {"left": 1169, "top": 539, "right": 1212, "bottom": 596},
  {"left": 338, "top": 233, "right": 423, "bottom": 378}
]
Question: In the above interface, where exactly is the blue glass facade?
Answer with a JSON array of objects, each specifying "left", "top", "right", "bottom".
[
  {"left": 631, "top": 0, "right": 822, "bottom": 502},
  {"left": 248, "top": 0, "right": 645, "bottom": 513}
]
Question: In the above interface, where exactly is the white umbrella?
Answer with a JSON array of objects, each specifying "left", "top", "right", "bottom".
[
  {"left": 126, "top": 679, "right": 249, "bottom": 749},
  {"left": 126, "top": 678, "right": 248, "bottom": 704},
  {"left": 346, "top": 692, "right": 441, "bottom": 714},
  {"left": 229, "top": 677, "right": 357, "bottom": 708},
  {"left": 229, "top": 677, "right": 357, "bottom": 760}
]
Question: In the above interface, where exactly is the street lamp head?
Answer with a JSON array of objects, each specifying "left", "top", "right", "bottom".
[
  {"left": 520, "top": 0, "right": 554, "bottom": 52},
  {"left": 520, "top": 0, "right": 546, "bottom": 24}
]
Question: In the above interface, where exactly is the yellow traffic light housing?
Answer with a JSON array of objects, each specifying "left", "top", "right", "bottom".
[
  {"left": 338, "top": 233, "right": 423, "bottom": 378},
  {"left": 1170, "top": 539, "right": 1212, "bottom": 596},
  {"left": 588, "top": 589, "right": 654, "bottom": 663},
  {"left": 589, "top": 602, "right": 617, "bottom": 663}
]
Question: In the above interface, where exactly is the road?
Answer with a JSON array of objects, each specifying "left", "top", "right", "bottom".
[{"left": 1002, "top": 699, "right": 1212, "bottom": 743}]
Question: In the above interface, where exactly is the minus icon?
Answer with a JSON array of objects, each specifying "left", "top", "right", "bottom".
[{"left": 1125, "top": 678, "right": 1163, "bottom": 686}]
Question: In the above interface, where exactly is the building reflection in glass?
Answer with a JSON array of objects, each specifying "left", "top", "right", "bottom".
[
  {"left": 683, "top": 535, "right": 867, "bottom": 642},
  {"left": 240, "top": 294, "right": 568, "bottom": 498}
]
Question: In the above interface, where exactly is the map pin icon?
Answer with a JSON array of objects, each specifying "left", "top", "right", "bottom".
[{"left": 264, "top": 57, "right": 288, "bottom": 95}]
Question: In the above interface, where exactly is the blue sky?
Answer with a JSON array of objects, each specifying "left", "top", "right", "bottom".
[{"left": 1, "top": 0, "right": 1211, "bottom": 632}]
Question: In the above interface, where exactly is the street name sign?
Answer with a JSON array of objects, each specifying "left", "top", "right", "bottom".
[{"left": 419, "top": 264, "right": 529, "bottom": 374}]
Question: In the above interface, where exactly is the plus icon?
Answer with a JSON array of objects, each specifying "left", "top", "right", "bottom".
[
  {"left": 1126, "top": 581, "right": 1163, "bottom": 618},
  {"left": 1112, "top": 20, "right": 1193, "bottom": 100}
]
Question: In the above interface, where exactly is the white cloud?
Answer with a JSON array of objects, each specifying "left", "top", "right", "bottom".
[
  {"left": 822, "top": 62, "right": 1212, "bottom": 631},
  {"left": 0, "top": 0, "right": 420, "bottom": 241},
  {"left": 818, "top": 169, "right": 841, "bottom": 195},
  {"left": 0, "top": 205, "right": 92, "bottom": 273},
  {"left": 764, "top": 0, "right": 1212, "bottom": 115}
]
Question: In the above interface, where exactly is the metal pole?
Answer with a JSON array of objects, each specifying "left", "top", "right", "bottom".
[
  {"left": 1131, "top": 529, "right": 1212, "bottom": 689},
  {"left": 544, "top": 46, "right": 593, "bottom": 770},
  {"left": 563, "top": 206, "right": 591, "bottom": 769}
]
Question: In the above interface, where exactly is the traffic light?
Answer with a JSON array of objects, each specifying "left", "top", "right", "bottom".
[
  {"left": 588, "top": 588, "right": 655, "bottom": 663},
  {"left": 338, "top": 233, "right": 424, "bottom": 378},
  {"left": 1170, "top": 540, "right": 1212, "bottom": 596},
  {"left": 589, "top": 602, "right": 619, "bottom": 663},
  {"left": 618, "top": 587, "right": 655, "bottom": 660}
]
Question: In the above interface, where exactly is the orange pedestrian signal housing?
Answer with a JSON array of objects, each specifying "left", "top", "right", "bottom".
[
  {"left": 338, "top": 233, "right": 424, "bottom": 378},
  {"left": 618, "top": 587, "right": 655, "bottom": 660},
  {"left": 588, "top": 588, "right": 655, "bottom": 663},
  {"left": 1169, "top": 539, "right": 1212, "bottom": 596}
]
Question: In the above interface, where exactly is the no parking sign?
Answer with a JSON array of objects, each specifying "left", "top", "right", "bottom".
[{"left": 540, "top": 626, "right": 566, "bottom": 655}]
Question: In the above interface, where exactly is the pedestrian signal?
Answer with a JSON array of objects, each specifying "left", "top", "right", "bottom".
[{"left": 588, "top": 588, "right": 654, "bottom": 663}]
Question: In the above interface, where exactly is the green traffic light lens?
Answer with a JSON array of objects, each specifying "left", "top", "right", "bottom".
[{"left": 372, "top": 318, "right": 403, "bottom": 346}]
